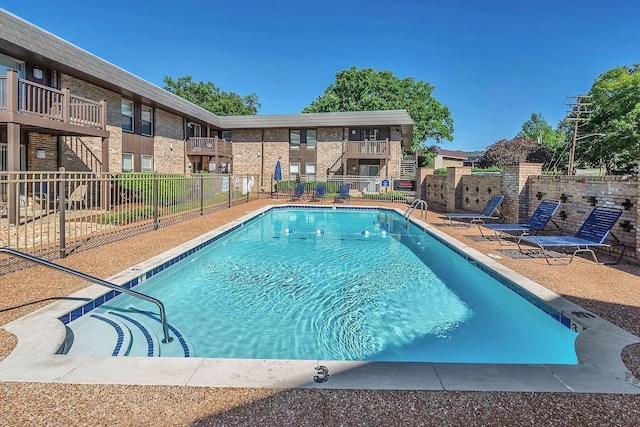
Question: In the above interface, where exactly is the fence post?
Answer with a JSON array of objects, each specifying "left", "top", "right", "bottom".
[
  {"left": 153, "top": 172, "right": 159, "bottom": 230},
  {"left": 59, "top": 167, "right": 67, "bottom": 259},
  {"left": 200, "top": 174, "right": 204, "bottom": 216},
  {"left": 246, "top": 174, "right": 250, "bottom": 202},
  {"left": 228, "top": 175, "right": 232, "bottom": 207},
  {"left": 62, "top": 88, "right": 70, "bottom": 123}
]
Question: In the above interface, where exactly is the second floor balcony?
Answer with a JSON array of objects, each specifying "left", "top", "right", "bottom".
[
  {"left": 0, "top": 69, "right": 108, "bottom": 138},
  {"left": 343, "top": 139, "right": 390, "bottom": 159},
  {"left": 186, "top": 137, "right": 233, "bottom": 158}
]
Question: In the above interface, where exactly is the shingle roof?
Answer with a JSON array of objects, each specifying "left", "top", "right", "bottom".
[
  {"left": 0, "top": 8, "right": 414, "bottom": 137},
  {"left": 434, "top": 146, "right": 468, "bottom": 159},
  {"left": 220, "top": 110, "right": 413, "bottom": 128},
  {"left": 0, "top": 8, "right": 223, "bottom": 127}
]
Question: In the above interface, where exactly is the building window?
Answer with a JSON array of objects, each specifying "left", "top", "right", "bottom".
[
  {"left": 290, "top": 130, "right": 300, "bottom": 149},
  {"left": 122, "top": 153, "right": 133, "bottom": 172},
  {"left": 141, "top": 105, "right": 153, "bottom": 136},
  {"left": 0, "top": 53, "right": 25, "bottom": 78},
  {"left": 306, "top": 129, "right": 317, "bottom": 149},
  {"left": 221, "top": 131, "right": 232, "bottom": 141},
  {"left": 361, "top": 128, "right": 379, "bottom": 141},
  {"left": 192, "top": 123, "right": 202, "bottom": 137},
  {"left": 141, "top": 154, "right": 153, "bottom": 172},
  {"left": 305, "top": 163, "right": 316, "bottom": 176},
  {"left": 289, "top": 163, "right": 300, "bottom": 177},
  {"left": 121, "top": 99, "right": 134, "bottom": 132}
]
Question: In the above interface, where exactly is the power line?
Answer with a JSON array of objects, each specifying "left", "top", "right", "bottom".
[{"left": 566, "top": 95, "right": 592, "bottom": 175}]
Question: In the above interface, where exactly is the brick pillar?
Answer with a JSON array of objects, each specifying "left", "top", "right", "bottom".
[
  {"left": 502, "top": 163, "right": 543, "bottom": 223},
  {"left": 446, "top": 166, "right": 472, "bottom": 211},
  {"left": 416, "top": 167, "right": 433, "bottom": 200}
]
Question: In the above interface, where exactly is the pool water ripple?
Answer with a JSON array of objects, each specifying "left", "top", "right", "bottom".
[{"left": 66, "top": 209, "right": 578, "bottom": 363}]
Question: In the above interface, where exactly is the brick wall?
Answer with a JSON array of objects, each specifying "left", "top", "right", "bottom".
[
  {"left": 60, "top": 75, "right": 185, "bottom": 173},
  {"left": 154, "top": 109, "right": 185, "bottom": 173},
  {"left": 529, "top": 175, "right": 638, "bottom": 252},
  {"left": 419, "top": 164, "right": 638, "bottom": 258},
  {"left": 423, "top": 174, "right": 450, "bottom": 210},
  {"left": 459, "top": 174, "right": 503, "bottom": 213},
  {"left": 232, "top": 142, "right": 262, "bottom": 175},
  {"left": 27, "top": 133, "right": 58, "bottom": 171}
]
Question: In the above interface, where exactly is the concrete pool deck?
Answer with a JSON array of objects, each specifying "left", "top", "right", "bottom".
[{"left": 1, "top": 199, "right": 639, "bottom": 425}]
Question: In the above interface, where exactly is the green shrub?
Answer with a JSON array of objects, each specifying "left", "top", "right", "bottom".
[
  {"left": 434, "top": 168, "right": 448, "bottom": 175},
  {"left": 362, "top": 191, "right": 407, "bottom": 201},
  {"left": 116, "top": 173, "right": 190, "bottom": 206},
  {"left": 99, "top": 206, "right": 157, "bottom": 225},
  {"left": 276, "top": 180, "right": 341, "bottom": 193},
  {"left": 471, "top": 166, "right": 502, "bottom": 173}
]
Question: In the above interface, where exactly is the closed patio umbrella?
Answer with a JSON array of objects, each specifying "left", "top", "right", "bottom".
[
  {"left": 274, "top": 160, "right": 282, "bottom": 182},
  {"left": 272, "top": 160, "right": 282, "bottom": 198}
]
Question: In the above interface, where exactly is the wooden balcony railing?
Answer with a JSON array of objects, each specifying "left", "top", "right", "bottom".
[
  {"left": 186, "top": 137, "right": 233, "bottom": 157},
  {"left": 0, "top": 70, "right": 106, "bottom": 131},
  {"left": 344, "top": 139, "right": 390, "bottom": 159}
]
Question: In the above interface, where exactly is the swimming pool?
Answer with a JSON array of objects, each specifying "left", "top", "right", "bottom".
[{"left": 61, "top": 206, "right": 578, "bottom": 364}]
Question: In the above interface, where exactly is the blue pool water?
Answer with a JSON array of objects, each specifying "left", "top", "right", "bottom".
[{"left": 67, "top": 207, "right": 578, "bottom": 363}]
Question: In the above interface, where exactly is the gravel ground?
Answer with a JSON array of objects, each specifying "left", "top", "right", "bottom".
[{"left": 0, "top": 198, "right": 639, "bottom": 426}]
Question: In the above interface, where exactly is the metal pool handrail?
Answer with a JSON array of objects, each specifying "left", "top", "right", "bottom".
[
  {"left": 0, "top": 247, "right": 173, "bottom": 344},
  {"left": 403, "top": 199, "right": 428, "bottom": 227}
]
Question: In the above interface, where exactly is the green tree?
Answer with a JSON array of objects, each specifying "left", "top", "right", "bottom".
[
  {"left": 478, "top": 138, "right": 549, "bottom": 168},
  {"left": 163, "top": 75, "right": 260, "bottom": 116},
  {"left": 576, "top": 64, "right": 640, "bottom": 173},
  {"left": 303, "top": 67, "right": 453, "bottom": 151},
  {"left": 516, "top": 113, "right": 564, "bottom": 149}
]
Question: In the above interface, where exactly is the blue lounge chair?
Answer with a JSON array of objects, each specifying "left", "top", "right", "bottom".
[
  {"left": 290, "top": 183, "right": 305, "bottom": 201},
  {"left": 479, "top": 199, "right": 560, "bottom": 244},
  {"left": 516, "top": 206, "right": 625, "bottom": 265},
  {"left": 309, "top": 184, "right": 326, "bottom": 202},
  {"left": 334, "top": 184, "right": 350, "bottom": 203},
  {"left": 441, "top": 195, "right": 504, "bottom": 227}
]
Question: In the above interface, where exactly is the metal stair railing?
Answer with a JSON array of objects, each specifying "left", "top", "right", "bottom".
[
  {"left": 0, "top": 247, "right": 173, "bottom": 344},
  {"left": 403, "top": 199, "right": 428, "bottom": 228}
]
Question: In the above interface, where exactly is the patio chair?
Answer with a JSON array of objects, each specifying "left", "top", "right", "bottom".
[
  {"left": 479, "top": 199, "right": 560, "bottom": 245},
  {"left": 290, "top": 183, "right": 305, "bottom": 201},
  {"left": 334, "top": 184, "right": 350, "bottom": 203},
  {"left": 440, "top": 195, "right": 504, "bottom": 227},
  {"left": 516, "top": 206, "right": 625, "bottom": 265},
  {"left": 309, "top": 184, "right": 326, "bottom": 202},
  {"left": 58, "top": 184, "right": 88, "bottom": 210}
]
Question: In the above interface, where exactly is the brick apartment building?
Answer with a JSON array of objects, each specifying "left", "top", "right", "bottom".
[{"left": 0, "top": 9, "right": 414, "bottom": 182}]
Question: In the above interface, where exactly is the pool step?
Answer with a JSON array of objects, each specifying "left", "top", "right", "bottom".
[
  {"left": 65, "top": 313, "right": 132, "bottom": 357},
  {"left": 64, "top": 308, "right": 193, "bottom": 357}
]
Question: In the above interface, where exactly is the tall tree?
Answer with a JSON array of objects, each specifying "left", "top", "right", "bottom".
[
  {"left": 516, "top": 113, "right": 564, "bottom": 149},
  {"left": 163, "top": 75, "right": 260, "bottom": 116},
  {"left": 478, "top": 138, "right": 549, "bottom": 168},
  {"left": 303, "top": 67, "right": 453, "bottom": 151},
  {"left": 575, "top": 64, "right": 640, "bottom": 173}
]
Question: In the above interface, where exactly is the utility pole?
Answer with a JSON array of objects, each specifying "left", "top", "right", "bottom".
[{"left": 566, "top": 95, "right": 592, "bottom": 176}]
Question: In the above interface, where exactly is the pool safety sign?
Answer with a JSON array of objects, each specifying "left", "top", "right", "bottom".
[{"left": 381, "top": 179, "right": 390, "bottom": 187}]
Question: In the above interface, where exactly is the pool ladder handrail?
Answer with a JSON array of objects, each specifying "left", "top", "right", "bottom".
[
  {"left": 0, "top": 247, "right": 173, "bottom": 344},
  {"left": 403, "top": 199, "right": 428, "bottom": 228}
]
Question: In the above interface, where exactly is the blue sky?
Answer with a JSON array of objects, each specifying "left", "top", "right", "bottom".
[{"left": 3, "top": 0, "right": 639, "bottom": 151}]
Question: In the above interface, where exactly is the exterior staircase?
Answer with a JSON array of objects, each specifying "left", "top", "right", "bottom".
[
  {"left": 64, "top": 136, "right": 102, "bottom": 173},
  {"left": 401, "top": 154, "right": 417, "bottom": 178},
  {"left": 326, "top": 152, "right": 345, "bottom": 177}
]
